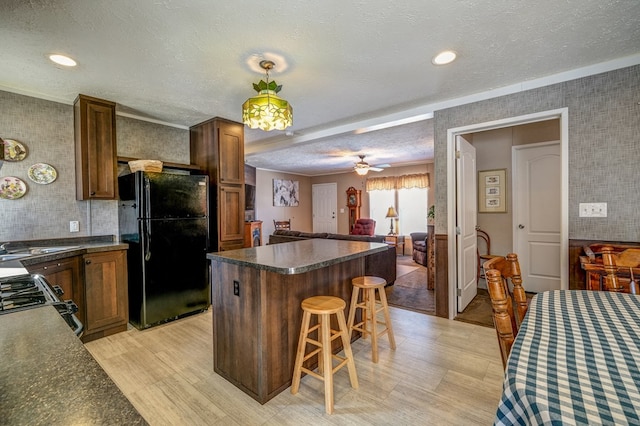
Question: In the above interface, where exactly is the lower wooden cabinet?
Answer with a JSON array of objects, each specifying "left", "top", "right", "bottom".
[
  {"left": 82, "top": 250, "right": 128, "bottom": 342},
  {"left": 26, "top": 249, "right": 128, "bottom": 342},
  {"left": 27, "top": 256, "right": 84, "bottom": 321},
  {"left": 243, "top": 221, "right": 262, "bottom": 248}
]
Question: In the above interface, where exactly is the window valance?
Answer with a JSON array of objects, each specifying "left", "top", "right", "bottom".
[
  {"left": 397, "top": 173, "right": 430, "bottom": 189},
  {"left": 365, "top": 173, "right": 429, "bottom": 191}
]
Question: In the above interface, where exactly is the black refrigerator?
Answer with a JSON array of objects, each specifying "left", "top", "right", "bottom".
[{"left": 118, "top": 171, "right": 210, "bottom": 329}]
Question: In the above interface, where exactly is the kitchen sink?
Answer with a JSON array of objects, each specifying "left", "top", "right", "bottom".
[
  {"left": 1, "top": 246, "right": 82, "bottom": 260},
  {"left": 26, "top": 246, "right": 81, "bottom": 254},
  {"left": 0, "top": 253, "right": 33, "bottom": 262}
]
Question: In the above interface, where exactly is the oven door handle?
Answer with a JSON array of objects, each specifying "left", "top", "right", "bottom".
[{"left": 51, "top": 301, "right": 84, "bottom": 337}]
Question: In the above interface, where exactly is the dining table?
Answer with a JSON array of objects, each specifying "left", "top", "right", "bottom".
[{"left": 494, "top": 290, "right": 640, "bottom": 425}]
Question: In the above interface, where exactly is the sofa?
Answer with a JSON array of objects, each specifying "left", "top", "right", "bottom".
[{"left": 269, "top": 230, "right": 396, "bottom": 285}]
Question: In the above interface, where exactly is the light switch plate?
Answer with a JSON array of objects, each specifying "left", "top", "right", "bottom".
[
  {"left": 579, "top": 203, "right": 607, "bottom": 218},
  {"left": 70, "top": 221, "right": 79, "bottom": 232}
]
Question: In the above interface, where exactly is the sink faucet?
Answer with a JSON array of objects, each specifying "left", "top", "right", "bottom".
[{"left": 0, "top": 242, "right": 9, "bottom": 254}]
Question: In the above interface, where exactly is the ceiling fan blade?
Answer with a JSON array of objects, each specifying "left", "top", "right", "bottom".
[{"left": 370, "top": 167, "right": 384, "bottom": 172}]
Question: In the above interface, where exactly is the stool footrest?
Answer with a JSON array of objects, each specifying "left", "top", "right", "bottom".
[{"left": 300, "top": 353, "right": 350, "bottom": 382}]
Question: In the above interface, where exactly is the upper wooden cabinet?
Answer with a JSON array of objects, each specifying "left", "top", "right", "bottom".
[
  {"left": 74, "top": 94, "right": 118, "bottom": 200},
  {"left": 190, "top": 118, "right": 244, "bottom": 185},
  {"left": 190, "top": 118, "right": 245, "bottom": 251}
]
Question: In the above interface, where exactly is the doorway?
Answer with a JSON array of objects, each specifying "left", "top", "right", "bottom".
[
  {"left": 513, "top": 141, "right": 562, "bottom": 293},
  {"left": 312, "top": 183, "right": 337, "bottom": 233},
  {"left": 446, "top": 108, "right": 569, "bottom": 320}
]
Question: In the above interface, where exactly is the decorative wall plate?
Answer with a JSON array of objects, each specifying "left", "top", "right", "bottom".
[
  {"left": 3, "top": 139, "right": 28, "bottom": 161},
  {"left": 0, "top": 176, "right": 27, "bottom": 199},
  {"left": 27, "top": 163, "right": 57, "bottom": 184}
]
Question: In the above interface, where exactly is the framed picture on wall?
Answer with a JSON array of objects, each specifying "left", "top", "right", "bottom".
[
  {"left": 273, "top": 179, "right": 299, "bottom": 207},
  {"left": 478, "top": 169, "right": 507, "bottom": 213}
]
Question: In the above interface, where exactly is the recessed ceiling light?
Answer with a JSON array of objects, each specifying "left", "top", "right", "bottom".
[
  {"left": 432, "top": 50, "right": 457, "bottom": 65},
  {"left": 49, "top": 54, "right": 77, "bottom": 67}
]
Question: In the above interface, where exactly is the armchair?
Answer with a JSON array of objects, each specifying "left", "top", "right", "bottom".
[
  {"left": 411, "top": 226, "right": 435, "bottom": 289},
  {"left": 410, "top": 232, "right": 428, "bottom": 267},
  {"left": 351, "top": 218, "right": 376, "bottom": 236}
]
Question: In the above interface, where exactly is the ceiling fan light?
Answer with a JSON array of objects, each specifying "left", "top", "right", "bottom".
[
  {"left": 355, "top": 166, "right": 369, "bottom": 176},
  {"left": 354, "top": 154, "right": 371, "bottom": 175}
]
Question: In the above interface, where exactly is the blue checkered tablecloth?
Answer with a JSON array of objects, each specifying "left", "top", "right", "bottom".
[{"left": 495, "top": 290, "right": 640, "bottom": 426}]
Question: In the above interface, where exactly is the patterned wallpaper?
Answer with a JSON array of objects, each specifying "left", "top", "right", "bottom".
[
  {"left": 0, "top": 90, "right": 189, "bottom": 242},
  {"left": 2, "top": 65, "right": 638, "bottom": 243},
  {"left": 434, "top": 65, "right": 640, "bottom": 242}
]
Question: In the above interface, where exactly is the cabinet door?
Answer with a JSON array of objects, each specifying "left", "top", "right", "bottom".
[
  {"left": 26, "top": 256, "right": 84, "bottom": 321},
  {"left": 219, "top": 185, "right": 244, "bottom": 242},
  {"left": 83, "top": 250, "right": 128, "bottom": 334},
  {"left": 218, "top": 121, "right": 244, "bottom": 185},
  {"left": 74, "top": 94, "right": 117, "bottom": 200}
]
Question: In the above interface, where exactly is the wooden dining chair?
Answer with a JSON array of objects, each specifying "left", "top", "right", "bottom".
[
  {"left": 477, "top": 228, "right": 500, "bottom": 282},
  {"left": 484, "top": 253, "right": 529, "bottom": 369},
  {"left": 273, "top": 219, "right": 291, "bottom": 231},
  {"left": 601, "top": 246, "right": 638, "bottom": 294}
]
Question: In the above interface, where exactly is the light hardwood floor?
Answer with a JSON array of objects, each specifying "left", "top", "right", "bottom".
[{"left": 85, "top": 307, "right": 505, "bottom": 425}]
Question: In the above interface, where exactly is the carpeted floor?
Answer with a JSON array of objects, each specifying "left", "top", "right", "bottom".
[{"left": 385, "top": 256, "right": 435, "bottom": 315}]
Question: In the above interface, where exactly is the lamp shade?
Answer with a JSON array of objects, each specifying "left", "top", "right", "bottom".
[
  {"left": 385, "top": 206, "right": 398, "bottom": 218},
  {"left": 242, "top": 88, "right": 293, "bottom": 131}
]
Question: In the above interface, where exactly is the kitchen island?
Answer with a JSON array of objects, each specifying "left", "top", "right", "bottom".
[{"left": 207, "top": 238, "right": 387, "bottom": 404}]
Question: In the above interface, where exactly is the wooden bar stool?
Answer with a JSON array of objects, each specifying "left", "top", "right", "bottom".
[
  {"left": 291, "top": 295, "right": 359, "bottom": 414},
  {"left": 347, "top": 276, "right": 396, "bottom": 363}
]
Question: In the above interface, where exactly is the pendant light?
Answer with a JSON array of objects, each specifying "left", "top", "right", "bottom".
[{"left": 242, "top": 60, "right": 293, "bottom": 131}]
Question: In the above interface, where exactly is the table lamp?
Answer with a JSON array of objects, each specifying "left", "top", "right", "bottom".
[{"left": 385, "top": 206, "right": 398, "bottom": 235}]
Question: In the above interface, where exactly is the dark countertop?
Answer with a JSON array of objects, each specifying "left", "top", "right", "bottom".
[
  {"left": 1, "top": 236, "right": 128, "bottom": 278},
  {"left": 207, "top": 238, "right": 387, "bottom": 274},
  {"left": 0, "top": 307, "right": 147, "bottom": 425}
]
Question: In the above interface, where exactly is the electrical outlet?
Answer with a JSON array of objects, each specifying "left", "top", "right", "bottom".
[
  {"left": 233, "top": 280, "right": 240, "bottom": 296},
  {"left": 69, "top": 221, "right": 80, "bottom": 232},
  {"left": 579, "top": 203, "right": 607, "bottom": 218}
]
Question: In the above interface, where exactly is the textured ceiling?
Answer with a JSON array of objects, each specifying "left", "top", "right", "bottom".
[{"left": 1, "top": 1, "right": 639, "bottom": 175}]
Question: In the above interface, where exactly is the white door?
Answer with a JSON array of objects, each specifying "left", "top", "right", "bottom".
[
  {"left": 456, "top": 135, "right": 478, "bottom": 311},
  {"left": 312, "top": 183, "right": 337, "bottom": 233},
  {"left": 513, "top": 141, "right": 561, "bottom": 293}
]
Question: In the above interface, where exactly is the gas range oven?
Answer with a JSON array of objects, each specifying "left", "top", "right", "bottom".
[{"left": 0, "top": 274, "right": 83, "bottom": 336}]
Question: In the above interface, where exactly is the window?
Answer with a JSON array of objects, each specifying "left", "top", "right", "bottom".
[
  {"left": 369, "top": 190, "right": 395, "bottom": 234},
  {"left": 398, "top": 187, "right": 428, "bottom": 234},
  {"left": 367, "top": 173, "right": 430, "bottom": 235},
  {"left": 369, "top": 187, "right": 428, "bottom": 235}
]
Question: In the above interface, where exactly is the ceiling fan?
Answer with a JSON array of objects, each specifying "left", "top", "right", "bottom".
[{"left": 354, "top": 155, "right": 388, "bottom": 175}]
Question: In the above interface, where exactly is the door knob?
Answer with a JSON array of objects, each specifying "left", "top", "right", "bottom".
[{"left": 518, "top": 224, "right": 525, "bottom": 229}]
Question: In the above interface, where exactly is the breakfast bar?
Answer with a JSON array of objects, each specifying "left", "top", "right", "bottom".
[{"left": 207, "top": 238, "right": 387, "bottom": 404}]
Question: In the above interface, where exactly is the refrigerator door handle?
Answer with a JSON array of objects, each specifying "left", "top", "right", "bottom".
[
  {"left": 143, "top": 219, "right": 152, "bottom": 261},
  {"left": 144, "top": 176, "right": 152, "bottom": 219}
]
